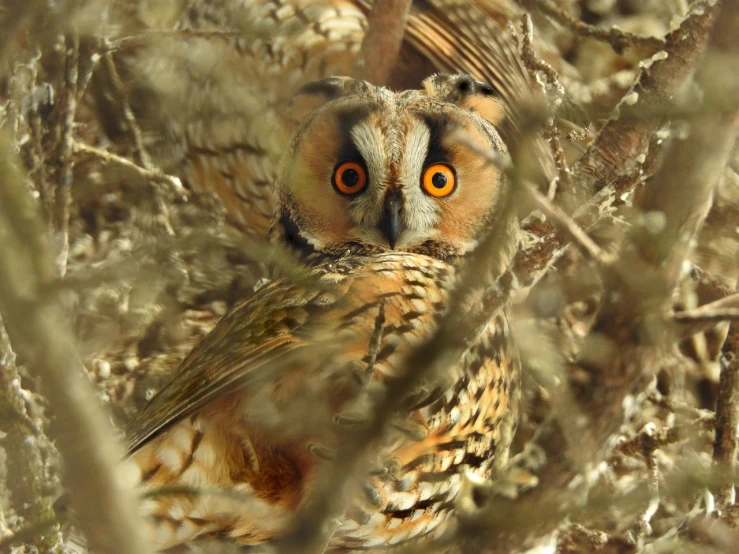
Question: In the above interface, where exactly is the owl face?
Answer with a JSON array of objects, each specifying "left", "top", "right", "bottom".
[{"left": 273, "top": 75, "right": 511, "bottom": 260}]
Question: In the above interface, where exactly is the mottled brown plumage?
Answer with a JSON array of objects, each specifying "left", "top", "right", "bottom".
[{"left": 125, "top": 74, "right": 520, "bottom": 551}]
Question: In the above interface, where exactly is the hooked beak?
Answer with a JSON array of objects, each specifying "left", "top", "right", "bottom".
[{"left": 378, "top": 191, "right": 403, "bottom": 249}]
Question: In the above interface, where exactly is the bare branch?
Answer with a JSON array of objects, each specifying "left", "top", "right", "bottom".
[
  {"left": 676, "top": 307, "right": 739, "bottom": 327},
  {"left": 100, "top": 52, "right": 176, "bottom": 235},
  {"left": 351, "top": 0, "right": 413, "bottom": 85},
  {"left": 713, "top": 317, "right": 739, "bottom": 509},
  {"left": 522, "top": 0, "right": 665, "bottom": 55},
  {"left": 523, "top": 182, "right": 609, "bottom": 264},
  {"left": 73, "top": 141, "right": 185, "bottom": 196},
  {"left": 0, "top": 321, "right": 64, "bottom": 549},
  {"left": 572, "top": 2, "right": 718, "bottom": 195},
  {"left": 0, "top": 135, "right": 152, "bottom": 554},
  {"left": 54, "top": 32, "right": 79, "bottom": 277}
]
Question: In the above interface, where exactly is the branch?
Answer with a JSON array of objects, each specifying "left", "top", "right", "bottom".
[
  {"left": 54, "top": 32, "right": 79, "bottom": 277},
  {"left": 105, "top": 29, "right": 244, "bottom": 53},
  {"left": 572, "top": 2, "right": 718, "bottom": 195},
  {"left": 676, "top": 309, "right": 739, "bottom": 328},
  {"left": 713, "top": 316, "right": 739, "bottom": 508},
  {"left": 351, "top": 0, "right": 413, "bottom": 85},
  {"left": 73, "top": 141, "right": 185, "bottom": 195},
  {"left": 0, "top": 134, "right": 152, "bottom": 554},
  {"left": 524, "top": 0, "right": 665, "bottom": 55},
  {"left": 523, "top": 182, "right": 609, "bottom": 264},
  {"left": 0, "top": 321, "right": 64, "bottom": 549}
]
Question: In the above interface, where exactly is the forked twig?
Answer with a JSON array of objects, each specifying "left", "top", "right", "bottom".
[
  {"left": 73, "top": 141, "right": 184, "bottom": 195},
  {"left": 524, "top": 0, "right": 665, "bottom": 55},
  {"left": 102, "top": 53, "right": 176, "bottom": 235},
  {"left": 523, "top": 182, "right": 609, "bottom": 264}
]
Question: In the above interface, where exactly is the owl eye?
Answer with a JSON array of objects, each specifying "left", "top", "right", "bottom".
[
  {"left": 333, "top": 161, "right": 368, "bottom": 195},
  {"left": 422, "top": 164, "right": 456, "bottom": 198}
]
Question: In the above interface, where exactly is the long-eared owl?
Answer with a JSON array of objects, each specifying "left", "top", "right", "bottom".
[{"left": 124, "top": 74, "right": 520, "bottom": 551}]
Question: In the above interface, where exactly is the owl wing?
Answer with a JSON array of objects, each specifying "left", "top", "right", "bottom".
[{"left": 124, "top": 277, "right": 343, "bottom": 455}]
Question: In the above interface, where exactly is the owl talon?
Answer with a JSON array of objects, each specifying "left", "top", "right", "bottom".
[
  {"left": 390, "top": 419, "right": 430, "bottom": 441},
  {"left": 333, "top": 412, "right": 370, "bottom": 426},
  {"left": 306, "top": 442, "right": 335, "bottom": 461}
]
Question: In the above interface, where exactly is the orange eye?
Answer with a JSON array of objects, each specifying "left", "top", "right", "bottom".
[
  {"left": 422, "top": 164, "right": 456, "bottom": 198},
  {"left": 333, "top": 162, "right": 368, "bottom": 195}
]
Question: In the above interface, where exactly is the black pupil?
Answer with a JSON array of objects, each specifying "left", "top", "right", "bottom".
[
  {"left": 342, "top": 168, "right": 360, "bottom": 188},
  {"left": 431, "top": 171, "right": 448, "bottom": 189}
]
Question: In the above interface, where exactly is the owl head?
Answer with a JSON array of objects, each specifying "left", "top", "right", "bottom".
[{"left": 271, "top": 74, "right": 513, "bottom": 261}]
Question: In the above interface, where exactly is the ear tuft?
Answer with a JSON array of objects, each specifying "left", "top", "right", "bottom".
[
  {"left": 422, "top": 74, "right": 505, "bottom": 126},
  {"left": 455, "top": 75, "right": 475, "bottom": 94}
]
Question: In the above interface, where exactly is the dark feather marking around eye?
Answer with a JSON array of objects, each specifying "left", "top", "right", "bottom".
[
  {"left": 293, "top": 78, "right": 346, "bottom": 101},
  {"left": 421, "top": 113, "right": 453, "bottom": 166},
  {"left": 334, "top": 105, "right": 379, "bottom": 165},
  {"left": 279, "top": 209, "right": 316, "bottom": 258}
]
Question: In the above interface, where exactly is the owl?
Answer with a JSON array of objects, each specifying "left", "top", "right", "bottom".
[
  {"left": 124, "top": 74, "right": 520, "bottom": 551},
  {"left": 98, "top": 0, "right": 554, "bottom": 239}
]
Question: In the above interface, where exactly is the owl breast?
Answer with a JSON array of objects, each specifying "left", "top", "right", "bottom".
[{"left": 127, "top": 251, "right": 518, "bottom": 550}]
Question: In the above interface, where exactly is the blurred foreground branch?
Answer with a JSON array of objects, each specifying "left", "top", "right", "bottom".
[{"left": 0, "top": 135, "right": 151, "bottom": 554}]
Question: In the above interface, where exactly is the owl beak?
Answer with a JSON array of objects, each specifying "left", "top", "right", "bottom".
[{"left": 379, "top": 191, "right": 403, "bottom": 249}]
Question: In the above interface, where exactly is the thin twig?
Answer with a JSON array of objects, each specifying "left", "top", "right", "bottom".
[
  {"left": 618, "top": 420, "right": 710, "bottom": 458},
  {"left": 103, "top": 52, "right": 152, "bottom": 169},
  {"left": 102, "top": 52, "right": 175, "bottom": 235},
  {"left": 637, "top": 446, "right": 660, "bottom": 540},
  {"left": 523, "top": 182, "right": 609, "bottom": 264},
  {"left": 54, "top": 32, "right": 79, "bottom": 277},
  {"left": 524, "top": 0, "right": 665, "bottom": 55},
  {"left": 519, "top": 14, "right": 565, "bottom": 100},
  {"left": 544, "top": 128, "right": 569, "bottom": 198},
  {"left": 674, "top": 293, "right": 739, "bottom": 327},
  {"left": 676, "top": 309, "right": 739, "bottom": 325},
  {"left": 647, "top": 391, "right": 716, "bottom": 429},
  {"left": 105, "top": 29, "right": 244, "bottom": 53},
  {"left": 73, "top": 140, "right": 184, "bottom": 195},
  {"left": 518, "top": 15, "right": 572, "bottom": 200},
  {"left": 619, "top": 423, "right": 664, "bottom": 542}
]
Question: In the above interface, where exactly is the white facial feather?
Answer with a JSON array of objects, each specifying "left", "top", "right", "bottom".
[
  {"left": 345, "top": 116, "right": 443, "bottom": 248},
  {"left": 399, "top": 120, "right": 440, "bottom": 233},
  {"left": 349, "top": 120, "right": 388, "bottom": 226}
]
